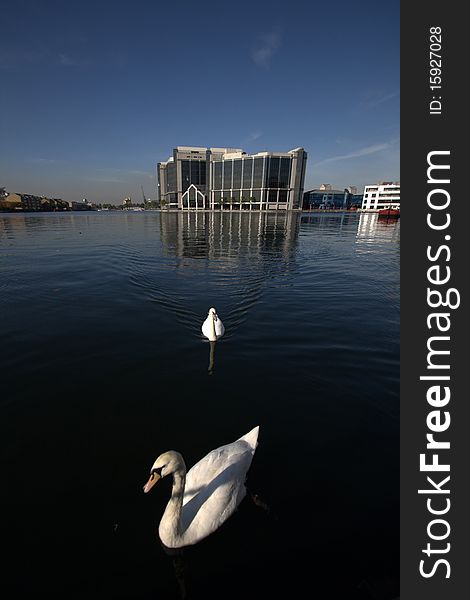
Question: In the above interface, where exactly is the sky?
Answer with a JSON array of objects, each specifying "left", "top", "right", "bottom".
[{"left": 0, "top": 0, "right": 399, "bottom": 204}]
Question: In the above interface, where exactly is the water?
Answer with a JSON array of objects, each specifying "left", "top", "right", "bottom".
[{"left": 0, "top": 211, "right": 399, "bottom": 599}]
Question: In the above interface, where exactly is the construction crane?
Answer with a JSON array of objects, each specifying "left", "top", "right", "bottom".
[{"left": 141, "top": 185, "right": 147, "bottom": 204}]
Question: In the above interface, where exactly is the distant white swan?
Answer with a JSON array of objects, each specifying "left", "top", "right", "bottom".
[
  {"left": 201, "top": 307, "right": 225, "bottom": 341},
  {"left": 143, "top": 426, "right": 259, "bottom": 548}
]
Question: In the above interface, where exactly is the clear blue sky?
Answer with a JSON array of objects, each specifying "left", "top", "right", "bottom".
[{"left": 0, "top": 0, "right": 399, "bottom": 204}]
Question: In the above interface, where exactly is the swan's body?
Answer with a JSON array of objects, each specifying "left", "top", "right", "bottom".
[
  {"left": 143, "top": 426, "right": 259, "bottom": 548},
  {"left": 201, "top": 307, "right": 224, "bottom": 341}
]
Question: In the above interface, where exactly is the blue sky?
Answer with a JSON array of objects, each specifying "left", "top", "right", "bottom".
[{"left": 0, "top": 0, "right": 399, "bottom": 204}]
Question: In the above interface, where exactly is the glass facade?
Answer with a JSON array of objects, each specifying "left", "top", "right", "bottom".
[
  {"left": 223, "top": 161, "right": 232, "bottom": 189},
  {"left": 266, "top": 157, "right": 280, "bottom": 188},
  {"left": 279, "top": 158, "right": 291, "bottom": 188},
  {"left": 252, "top": 158, "right": 264, "bottom": 188},
  {"left": 213, "top": 161, "right": 222, "bottom": 190},
  {"left": 211, "top": 155, "right": 296, "bottom": 207},
  {"left": 166, "top": 163, "right": 177, "bottom": 193},
  {"left": 158, "top": 147, "right": 306, "bottom": 210},
  {"left": 242, "top": 158, "right": 253, "bottom": 188},
  {"left": 232, "top": 160, "right": 242, "bottom": 189},
  {"left": 182, "top": 160, "right": 206, "bottom": 193}
]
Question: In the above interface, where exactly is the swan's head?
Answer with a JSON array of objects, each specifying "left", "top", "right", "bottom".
[
  {"left": 143, "top": 451, "right": 185, "bottom": 494},
  {"left": 208, "top": 307, "right": 217, "bottom": 317}
]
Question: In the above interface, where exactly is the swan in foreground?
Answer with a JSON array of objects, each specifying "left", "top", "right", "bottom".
[
  {"left": 201, "top": 307, "right": 224, "bottom": 341},
  {"left": 143, "top": 426, "right": 259, "bottom": 548}
]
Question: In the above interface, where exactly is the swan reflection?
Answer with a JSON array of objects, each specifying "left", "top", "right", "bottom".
[{"left": 208, "top": 340, "right": 216, "bottom": 375}]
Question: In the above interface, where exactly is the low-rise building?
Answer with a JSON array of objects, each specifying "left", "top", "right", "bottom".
[
  {"left": 303, "top": 184, "right": 363, "bottom": 210},
  {"left": 361, "top": 182, "right": 400, "bottom": 211},
  {"left": 0, "top": 192, "right": 22, "bottom": 211},
  {"left": 69, "top": 200, "right": 94, "bottom": 211},
  {"left": 0, "top": 192, "right": 70, "bottom": 211}
]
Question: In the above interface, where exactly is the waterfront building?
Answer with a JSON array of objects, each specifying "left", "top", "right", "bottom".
[
  {"left": 0, "top": 192, "right": 21, "bottom": 210},
  {"left": 0, "top": 192, "right": 72, "bottom": 212},
  {"left": 361, "top": 182, "right": 400, "bottom": 211},
  {"left": 303, "top": 184, "right": 363, "bottom": 210},
  {"left": 19, "top": 194, "right": 44, "bottom": 211},
  {"left": 157, "top": 146, "right": 307, "bottom": 211},
  {"left": 69, "top": 200, "right": 94, "bottom": 211}
]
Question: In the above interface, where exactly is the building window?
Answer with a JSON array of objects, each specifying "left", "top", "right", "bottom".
[
  {"left": 223, "top": 161, "right": 233, "bottom": 189},
  {"left": 253, "top": 158, "right": 264, "bottom": 188},
  {"left": 167, "top": 163, "right": 177, "bottom": 192},
  {"left": 181, "top": 160, "right": 190, "bottom": 192},
  {"left": 268, "top": 189, "right": 278, "bottom": 203},
  {"left": 232, "top": 160, "right": 242, "bottom": 189},
  {"left": 279, "top": 158, "right": 291, "bottom": 188},
  {"left": 242, "top": 158, "right": 253, "bottom": 189},
  {"left": 266, "top": 157, "right": 281, "bottom": 188},
  {"left": 213, "top": 161, "right": 222, "bottom": 189}
]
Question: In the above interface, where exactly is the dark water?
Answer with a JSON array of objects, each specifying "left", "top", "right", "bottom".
[{"left": 0, "top": 211, "right": 399, "bottom": 599}]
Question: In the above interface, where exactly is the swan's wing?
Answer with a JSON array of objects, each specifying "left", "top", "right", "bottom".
[
  {"left": 215, "top": 319, "right": 225, "bottom": 337},
  {"left": 201, "top": 317, "right": 211, "bottom": 338},
  {"left": 183, "top": 439, "right": 251, "bottom": 505},
  {"left": 183, "top": 427, "right": 258, "bottom": 500},
  {"left": 180, "top": 440, "right": 256, "bottom": 544}
]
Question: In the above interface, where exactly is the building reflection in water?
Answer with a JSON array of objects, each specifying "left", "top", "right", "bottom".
[
  {"left": 157, "top": 210, "right": 302, "bottom": 375},
  {"left": 355, "top": 211, "right": 400, "bottom": 244},
  {"left": 300, "top": 210, "right": 359, "bottom": 232},
  {"left": 159, "top": 210, "right": 301, "bottom": 263}
]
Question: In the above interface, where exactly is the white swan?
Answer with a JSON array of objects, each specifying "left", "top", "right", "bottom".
[
  {"left": 143, "top": 426, "right": 259, "bottom": 548},
  {"left": 201, "top": 307, "right": 224, "bottom": 341}
]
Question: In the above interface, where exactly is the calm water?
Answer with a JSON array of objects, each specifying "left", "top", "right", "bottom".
[{"left": 1, "top": 211, "right": 399, "bottom": 599}]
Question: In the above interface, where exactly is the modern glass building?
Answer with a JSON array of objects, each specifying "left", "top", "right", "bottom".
[{"left": 157, "top": 146, "right": 307, "bottom": 210}]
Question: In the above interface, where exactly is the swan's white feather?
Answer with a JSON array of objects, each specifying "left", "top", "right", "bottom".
[
  {"left": 201, "top": 309, "right": 225, "bottom": 340},
  {"left": 158, "top": 426, "right": 259, "bottom": 548}
]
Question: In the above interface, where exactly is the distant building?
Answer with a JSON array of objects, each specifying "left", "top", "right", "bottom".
[
  {"left": 21, "top": 194, "right": 45, "bottom": 210},
  {"left": 157, "top": 145, "right": 307, "bottom": 210},
  {"left": 0, "top": 192, "right": 69, "bottom": 211},
  {"left": 69, "top": 200, "right": 93, "bottom": 211},
  {"left": 0, "top": 193, "right": 22, "bottom": 211},
  {"left": 361, "top": 182, "right": 400, "bottom": 211},
  {"left": 303, "top": 185, "right": 363, "bottom": 210}
]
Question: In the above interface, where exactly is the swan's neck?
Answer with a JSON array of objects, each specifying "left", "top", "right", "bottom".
[
  {"left": 159, "top": 469, "right": 186, "bottom": 547},
  {"left": 209, "top": 316, "right": 217, "bottom": 341}
]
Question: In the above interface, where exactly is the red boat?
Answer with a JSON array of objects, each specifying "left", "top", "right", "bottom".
[{"left": 378, "top": 207, "right": 400, "bottom": 218}]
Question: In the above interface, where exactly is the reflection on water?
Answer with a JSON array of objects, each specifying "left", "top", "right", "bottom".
[
  {"left": 207, "top": 340, "right": 216, "bottom": 375},
  {"left": 160, "top": 209, "right": 301, "bottom": 260},
  {"left": 172, "top": 552, "right": 190, "bottom": 600},
  {"left": 129, "top": 211, "right": 303, "bottom": 343},
  {"left": 0, "top": 211, "right": 399, "bottom": 598},
  {"left": 300, "top": 210, "right": 359, "bottom": 232},
  {"left": 356, "top": 211, "right": 400, "bottom": 243}
]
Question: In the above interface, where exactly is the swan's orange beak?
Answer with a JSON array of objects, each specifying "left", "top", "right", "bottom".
[{"left": 143, "top": 472, "right": 161, "bottom": 493}]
